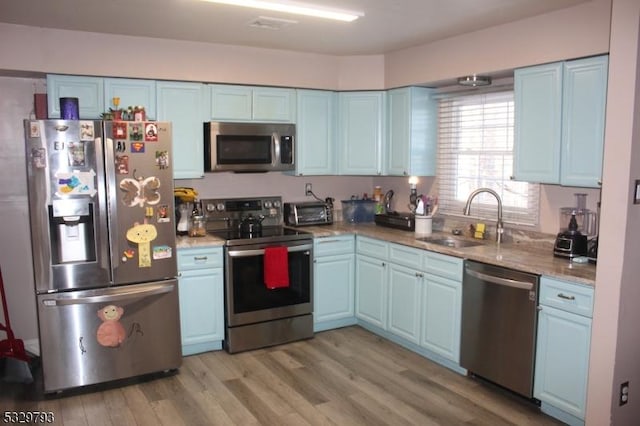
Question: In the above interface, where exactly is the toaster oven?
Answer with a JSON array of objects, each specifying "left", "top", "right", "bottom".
[{"left": 284, "top": 202, "right": 333, "bottom": 226}]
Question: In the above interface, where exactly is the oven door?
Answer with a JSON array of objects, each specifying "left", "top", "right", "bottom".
[{"left": 225, "top": 239, "right": 313, "bottom": 327}]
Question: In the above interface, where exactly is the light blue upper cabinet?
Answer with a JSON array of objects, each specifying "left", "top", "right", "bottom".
[
  {"left": 210, "top": 84, "right": 252, "bottom": 120},
  {"left": 46, "top": 74, "right": 104, "bottom": 119},
  {"left": 210, "top": 84, "right": 295, "bottom": 122},
  {"left": 295, "top": 89, "right": 337, "bottom": 175},
  {"left": 338, "top": 91, "right": 386, "bottom": 175},
  {"left": 561, "top": 56, "right": 608, "bottom": 187},
  {"left": 253, "top": 87, "right": 296, "bottom": 122},
  {"left": 385, "top": 87, "right": 437, "bottom": 176},
  {"left": 514, "top": 55, "right": 608, "bottom": 187},
  {"left": 157, "top": 81, "right": 210, "bottom": 179},
  {"left": 514, "top": 63, "right": 563, "bottom": 183},
  {"left": 104, "top": 78, "right": 157, "bottom": 120}
]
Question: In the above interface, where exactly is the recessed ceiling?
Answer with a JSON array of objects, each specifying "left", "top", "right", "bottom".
[{"left": 0, "top": 0, "right": 590, "bottom": 56}]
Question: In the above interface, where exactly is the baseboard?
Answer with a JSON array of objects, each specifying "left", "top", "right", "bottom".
[{"left": 23, "top": 338, "right": 40, "bottom": 356}]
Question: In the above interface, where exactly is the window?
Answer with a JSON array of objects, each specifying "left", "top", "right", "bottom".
[{"left": 436, "top": 90, "right": 539, "bottom": 226}]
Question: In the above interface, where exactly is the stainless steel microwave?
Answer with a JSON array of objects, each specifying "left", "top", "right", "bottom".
[{"left": 204, "top": 121, "right": 295, "bottom": 172}]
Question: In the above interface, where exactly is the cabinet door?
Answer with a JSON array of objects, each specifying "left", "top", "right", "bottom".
[
  {"left": 314, "top": 253, "right": 355, "bottom": 323},
  {"left": 388, "top": 263, "right": 421, "bottom": 344},
  {"left": 561, "top": 55, "right": 608, "bottom": 187},
  {"left": 534, "top": 305, "right": 591, "bottom": 420},
  {"left": 513, "top": 63, "right": 563, "bottom": 183},
  {"left": 386, "top": 87, "right": 436, "bottom": 176},
  {"left": 355, "top": 255, "right": 387, "bottom": 329},
  {"left": 210, "top": 84, "right": 253, "bottom": 120},
  {"left": 46, "top": 75, "right": 104, "bottom": 119},
  {"left": 157, "top": 81, "right": 210, "bottom": 179},
  {"left": 253, "top": 87, "right": 296, "bottom": 122},
  {"left": 339, "top": 91, "right": 386, "bottom": 175},
  {"left": 295, "top": 90, "right": 337, "bottom": 175},
  {"left": 421, "top": 273, "right": 462, "bottom": 362},
  {"left": 104, "top": 78, "right": 157, "bottom": 120},
  {"left": 178, "top": 268, "right": 224, "bottom": 355}
]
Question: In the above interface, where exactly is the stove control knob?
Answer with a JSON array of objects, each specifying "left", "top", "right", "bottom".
[
  {"left": 216, "top": 203, "right": 225, "bottom": 212},
  {"left": 205, "top": 203, "right": 216, "bottom": 212},
  {"left": 272, "top": 200, "right": 281, "bottom": 208},
  {"left": 264, "top": 200, "right": 272, "bottom": 209}
]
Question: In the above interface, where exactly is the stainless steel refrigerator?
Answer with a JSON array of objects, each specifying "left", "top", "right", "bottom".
[{"left": 24, "top": 119, "right": 181, "bottom": 393}]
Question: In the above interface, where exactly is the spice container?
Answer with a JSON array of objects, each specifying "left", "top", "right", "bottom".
[{"left": 188, "top": 214, "right": 207, "bottom": 237}]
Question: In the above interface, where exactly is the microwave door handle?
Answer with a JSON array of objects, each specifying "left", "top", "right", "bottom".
[{"left": 273, "top": 132, "right": 280, "bottom": 166}]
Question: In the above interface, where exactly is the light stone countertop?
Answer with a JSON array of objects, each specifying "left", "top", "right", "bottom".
[{"left": 176, "top": 222, "right": 596, "bottom": 287}]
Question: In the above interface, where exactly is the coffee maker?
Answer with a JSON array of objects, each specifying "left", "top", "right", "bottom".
[
  {"left": 554, "top": 213, "right": 588, "bottom": 258},
  {"left": 554, "top": 193, "right": 597, "bottom": 259}
]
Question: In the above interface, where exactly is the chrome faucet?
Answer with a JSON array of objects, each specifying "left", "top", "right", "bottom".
[{"left": 463, "top": 188, "right": 504, "bottom": 244}]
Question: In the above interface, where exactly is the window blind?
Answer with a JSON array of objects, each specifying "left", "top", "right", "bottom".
[{"left": 436, "top": 90, "right": 540, "bottom": 226}]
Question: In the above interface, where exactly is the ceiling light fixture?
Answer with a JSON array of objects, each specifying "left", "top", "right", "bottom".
[
  {"left": 457, "top": 74, "right": 492, "bottom": 87},
  {"left": 201, "top": 0, "right": 364, "bottom": 22}
]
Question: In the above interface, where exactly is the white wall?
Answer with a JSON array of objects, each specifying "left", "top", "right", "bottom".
[
  {"left": 385, "top": 0, "right": 612, "bottom": 88},
  {"left": 588, "top": 0, "right": 640, "bottom": 424},
  {"left": 0, "top": 23, "right": 385, "bottom": 91},
  {"left": 0, "top": 77, "right": 42, "bottom": 351}
]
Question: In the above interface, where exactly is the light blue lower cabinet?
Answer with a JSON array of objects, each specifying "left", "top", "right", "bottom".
[
  {"left": 535, "top": 304, "right": 591, "bottom": 425},
  {"left": 313, "top": 253, "right": 356, "bottom": 331},
  {"left": 534, "top": 276, "right": 593, "bottom": 426},
  {"left": 355, "top": 254, "right": 388, "bottom": 329},
  {"left": 387, "top": 263, "right": 421, "bottom": 344},
  {"left": 420, "top": 273, "right": 462, "bottom": 363},
  {"left": 177, "top": 247, "right": 225, "bottom": 356},
  {"left": 354, "top": 237, "right": 464, "bottom": 374}
]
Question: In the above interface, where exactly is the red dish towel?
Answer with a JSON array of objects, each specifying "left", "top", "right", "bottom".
[{"left": 264, "top": 246, "right": 290, "bottom": 289}]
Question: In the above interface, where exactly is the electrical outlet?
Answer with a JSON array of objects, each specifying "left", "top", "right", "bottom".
[
  {"left": 305, "top": 183, "right": 312, "bottom": 196},
  {"left": 620, "top": 381, "right": 629, "bottom": 406}
]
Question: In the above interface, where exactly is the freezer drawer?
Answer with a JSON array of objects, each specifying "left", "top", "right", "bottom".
[{"left": 37, "top": 280, "right": 181, "bottom": 393}]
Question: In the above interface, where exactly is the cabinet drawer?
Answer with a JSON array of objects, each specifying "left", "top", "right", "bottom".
[
  {"left": 314, "top": 235, "right": 354, "bottom": 257},
  {"left": 178, "top": 247, "right": 223, "bottom": 271},
  {"left": 539, "top": 276, "right": 594, "bottom": 318},
  {"left": 422, "top": 251, "right": 463, "bottom": 281},
  {"left": 356, "top": 236, "right": 389, "bottom": 260},
  {"left": 389, "top": 243, "right": 422, "bottom": 270}
]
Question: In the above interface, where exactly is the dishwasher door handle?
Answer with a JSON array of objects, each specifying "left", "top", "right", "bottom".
[{"left": 465, "top": 268, "right": 534, "bottom": 290}]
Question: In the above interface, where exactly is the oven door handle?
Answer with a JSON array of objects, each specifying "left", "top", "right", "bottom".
[{"left": 227, "top": 243, "right": 313, "bottom": 258}]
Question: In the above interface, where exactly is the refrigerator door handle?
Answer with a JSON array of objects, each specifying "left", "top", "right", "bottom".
[
  {"left": 102, "top": 136, "right": 120, "bottom": 271},
  {"left": 41, "top": 283, "right": 174, "bottom": 306}
]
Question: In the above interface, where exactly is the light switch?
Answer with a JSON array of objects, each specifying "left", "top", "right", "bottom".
[{"left": 635, "top": 180, "right": 640, "bottom": 204}]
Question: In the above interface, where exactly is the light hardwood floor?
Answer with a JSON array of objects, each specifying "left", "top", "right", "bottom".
[{"left": 1, "top": 326, "right": 563, "bottom": 425}]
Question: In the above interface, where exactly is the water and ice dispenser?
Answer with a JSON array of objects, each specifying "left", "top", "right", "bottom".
[{"left": 49, "top": 199, "right": 96, "bottom": 264}]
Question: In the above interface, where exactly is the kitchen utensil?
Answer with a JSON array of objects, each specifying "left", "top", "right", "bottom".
[{"left": 239, "top": 214, "right": 265, "bottom": 234}]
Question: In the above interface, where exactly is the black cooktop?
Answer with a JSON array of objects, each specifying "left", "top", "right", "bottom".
[{"left": 210, "top": 226, "right": 312, "bottom": 246}]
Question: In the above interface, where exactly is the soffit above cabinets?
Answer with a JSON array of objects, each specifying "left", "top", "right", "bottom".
[{"left": 0, "top": 0, "right": 589, "bottom": 56}]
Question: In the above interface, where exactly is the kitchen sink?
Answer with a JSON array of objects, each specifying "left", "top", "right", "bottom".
[{"left": 416, "top": 237, "right": 484, "bottom": 248}]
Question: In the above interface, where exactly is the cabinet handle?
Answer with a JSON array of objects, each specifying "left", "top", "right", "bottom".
[
  {"left": 194, "top": 256, "right": 208, "bottom": 262},
  {"left": 557, "top": 293, "right": 576, "bottom": 301},
  {"left": 382, "top": 262, "right": 386, "bottom": 267},
  {"left": 415, "top": 272, "right": 424, "bottom": 278},
  {"left": 318, "top": 239, "right": 341, "bottom": 244}
]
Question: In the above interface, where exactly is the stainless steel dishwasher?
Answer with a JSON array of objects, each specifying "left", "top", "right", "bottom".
[{"left": 460, "top": 260, "right": 540, "bottom": 399}]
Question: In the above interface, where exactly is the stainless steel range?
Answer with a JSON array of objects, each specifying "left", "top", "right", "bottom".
[{"left": 201, "top": 196, "right": 313, "bottom": 353}]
